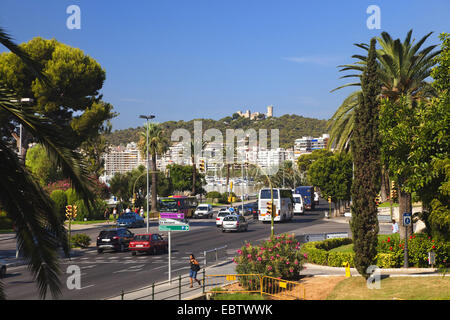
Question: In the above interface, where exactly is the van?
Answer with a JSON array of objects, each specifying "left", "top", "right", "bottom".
[{"left": 293, "top": 194, "right": 304, "bottom": 215}]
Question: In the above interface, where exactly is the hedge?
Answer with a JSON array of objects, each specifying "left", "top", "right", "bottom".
[{"left": 301, "top": 234, "right": 450, "bottom": 268}]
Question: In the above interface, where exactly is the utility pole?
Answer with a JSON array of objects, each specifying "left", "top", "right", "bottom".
[{"left": 139, "top": 115, "right": 155, "bottom": 233}]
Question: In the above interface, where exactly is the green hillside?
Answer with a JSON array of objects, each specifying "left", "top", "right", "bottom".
[{"left": 105, "top": 114, "right": 328, "bottom": 149}]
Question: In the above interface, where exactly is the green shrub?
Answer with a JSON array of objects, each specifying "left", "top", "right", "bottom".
[
  {"left": 301, "top": 234, "right": 450, "bottom": 269},
  {"left": 50, "top": 190, "right": 67, "bottom": 220},
  {"left": 70, "top": 233, "right": 91, "bottom": 248},
  {"left": 206, "top": 191, "right": 221, "bottom": 199}
]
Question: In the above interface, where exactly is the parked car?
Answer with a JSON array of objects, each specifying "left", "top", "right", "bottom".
[
  {"left": 0, "top": 260, "right": 6, "bottom": 279},
  {"left": 193, "top": 204, "right": 214, "bottom": 219},
  {"left": 117, "top": 212, "right": 145, "bottom": 228},
  {"left": 216, "top": 208, "right": 232, "bottom": 228},
  {"left": 221, "top": 215, "right": 248, "bottom": 232},
  {"left": 129, "top": 234, "right": 168, "bottom": 255},
  {"left": 96, "top": 228, "right": 135, "bottom": 253}
]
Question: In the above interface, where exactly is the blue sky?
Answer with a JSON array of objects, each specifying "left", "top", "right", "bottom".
[{"left": 1, "top": 0, "right": 449, "bottom": 130}]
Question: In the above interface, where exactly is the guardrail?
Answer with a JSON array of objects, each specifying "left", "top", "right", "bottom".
[
  {"left": 203, "top": 245, "right": 228, "bottom": 266},
  {"left": 114, "top": 269, "right": 207, "bottom": 300},
  {"left": 205, "top": 274, "right": 305, "bottom": 300}
]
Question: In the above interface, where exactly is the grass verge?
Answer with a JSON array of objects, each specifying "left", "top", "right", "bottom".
[{"left": 326, "top": 276, "right": 450, "bottom": 300}]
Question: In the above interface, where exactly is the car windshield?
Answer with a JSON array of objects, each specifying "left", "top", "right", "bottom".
[
  {"left": 121, "top": 214, "right": 135, "bottom": 219},
  {"left": 223, "top": 216, "right": 237, "bottom": 221},
  {"left": 134, "top": 235, "right": 150, "bottom": 241},
  {"left": 293, "top": 197, "right": 302, "bottom": 203},
  {"left": 218, "top": 212, "right": 230, "bottom": 217},
  {"left": 197, "top": 206, "right": 208, "bottom": 210},
  {"left": 99, "top": 230, "right": 117, "bottom": 238}
]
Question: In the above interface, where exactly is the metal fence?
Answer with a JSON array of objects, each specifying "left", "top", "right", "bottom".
[
  {"left": 203, "top": 245, "right": 228, "bottom": 266},
  {"left": 205, "top": 274, "right": 305, "bottom": 300},
  {"left": 114, "top": 269, "right": 207, "bottom": 300}
]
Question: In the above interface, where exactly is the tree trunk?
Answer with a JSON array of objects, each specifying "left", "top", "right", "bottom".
[
  {"left": 380, "top": 167, "right": 390, "bottom": 202},
  {"left": 151, "top": 152, "right": 158, "bottom": 213},
  {"left": 192, "top": 154, "right": 196, "bottom": 196},
  {"left": 398, "top": 187, "right": 413, "bottom": 240}
]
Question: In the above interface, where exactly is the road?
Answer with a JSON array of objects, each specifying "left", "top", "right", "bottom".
[{"left": 0, "top": 200, "right": 391, "bottom": 300}]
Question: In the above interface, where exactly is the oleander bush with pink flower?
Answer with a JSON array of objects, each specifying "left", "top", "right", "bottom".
[{"left": 233, "top": 234, "right": 306, "bottom": 282}]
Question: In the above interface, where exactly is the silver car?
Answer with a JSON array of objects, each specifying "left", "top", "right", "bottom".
[{"left": 221, "top": 215, "right": 248, "bottom": 232}]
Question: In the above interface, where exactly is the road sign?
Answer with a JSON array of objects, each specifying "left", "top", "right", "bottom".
[
  {"left": 403, "top": 212, "right": 412, "bottom": 226},
  {"left": 160, "top": 212, "right": 184, "bottom": 219},
  {"left": 159, "top": 224, "right": 190, "bottom": 231},
  {"left": 159, "top": 218, "right": 189, "bottom": 225}
]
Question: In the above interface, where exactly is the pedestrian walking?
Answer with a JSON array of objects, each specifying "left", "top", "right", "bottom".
[
  {"left": 104, "top": 208, "right": 110, "bottom": 223},
  {"left": 189, "top": 254, "right": 201, "bottom": 288},
  {"left": 392, "top": 219, "right": 399, "bottom": 233},
  {"left": 112, "top": 207, "right": 117, "bottom": 222}
]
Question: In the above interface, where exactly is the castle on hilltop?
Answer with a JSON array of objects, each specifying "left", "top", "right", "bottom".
[{"left": 236, "top": 105, "right": 273, "bottom": 120}]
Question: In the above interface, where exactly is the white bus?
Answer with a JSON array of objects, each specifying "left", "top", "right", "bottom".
[{"left": 258, "top": 188, "right": 294, "bottom": 222}]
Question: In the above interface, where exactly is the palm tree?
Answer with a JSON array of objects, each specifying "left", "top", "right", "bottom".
[
  {"left": 0, "top": 27, "right": 95, "bottom": 299},
  {"left": 329, "top": 29, "right": 440, "bottom": 238},
  {"left": 328, "top": 30, "right": 440, "bottom": 151},
  {"left": 138, "top": 123, "right": 169, "bottom": 213}
]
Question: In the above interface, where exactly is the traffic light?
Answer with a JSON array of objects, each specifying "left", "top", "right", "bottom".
[
  {"left": 390, "top": 180, "right": 397, "bottom": 200},
  {"left": 328, "top": 196, "right": 331, "bottom": 203},
  {"left": 375, "top": 195, "right": 381, "bottom": 205},
  {"left": 66, "top": 204, "right": 77, "bottom": 220},
  {"left": 65, "top": 205, "right": 72, "bottom": 219},
  {"left": 266, "top": 201, "right": 272, "bottom": 215},
  {"left": 199, "top": 159, "right": 205, "bottom": 172}
]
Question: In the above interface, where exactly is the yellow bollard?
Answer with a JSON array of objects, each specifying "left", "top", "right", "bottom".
[{"left": 342, "top": 261, "right": 351, "bottom": 277}]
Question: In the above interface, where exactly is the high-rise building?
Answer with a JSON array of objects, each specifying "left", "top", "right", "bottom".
[{"left": 267, "top": 105, "right": 273, "bottom": 118}]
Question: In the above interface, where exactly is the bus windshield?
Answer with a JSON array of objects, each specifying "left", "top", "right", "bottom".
[
  {"left": 260, "top": 189, "right": 279, "bottom": 199},
  {"left": 159, "top": 199, "right": 178, "bottom": 211}
]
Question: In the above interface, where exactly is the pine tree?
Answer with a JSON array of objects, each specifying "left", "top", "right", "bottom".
[{"left": 350, "top": 38, "right": 381, "bottom": 278}]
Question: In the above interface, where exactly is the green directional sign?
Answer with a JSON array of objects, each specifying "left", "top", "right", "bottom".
[{"left": 159, "top": 224, "right": 190, "bottom": 231}]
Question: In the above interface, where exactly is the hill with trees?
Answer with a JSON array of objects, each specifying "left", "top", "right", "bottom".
[{"left": 105, "top": 114, "right": 328, "bottom": 149}]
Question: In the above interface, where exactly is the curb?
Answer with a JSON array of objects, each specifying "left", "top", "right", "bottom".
[{"left": 304, "top": 263, "right": 439, "bottom": 274}]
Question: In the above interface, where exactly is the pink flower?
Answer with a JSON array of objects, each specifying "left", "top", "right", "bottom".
[
  {"left": 289, "top": 268, "right": 294, "bottom": 273},
  {"left": 276, "top": 254, "right": 280, "bottom": 257},
  {"left": 237, "top": 249, "right": 242, "bottom": 255},
  {"left": 247, "top": 254, "right": 252, "bottom": 259},
  {"left": 294, "top": 260, "right": 299, "bottom": 265},
  {"left": 270, "top": 256, "right": 275, "bottom": 260},
  {"left": 267, "top": 266, "right": 273, "bottom": 271},
  {"left": 286, "top": 261, "right": 290, "bottom": 265},
  {"left": 303, "top": 253, "right": 308, "bottom": 259},
  {"left": 257, "top": 256, "right": 262, "bottom": 261}
]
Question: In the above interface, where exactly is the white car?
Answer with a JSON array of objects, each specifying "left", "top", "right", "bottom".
[
  {"left": 216, "top": 208, "right": 232, "bottom": 228},
  {"left": 194, "top": 204, "right": 214, "bottom": 219}
]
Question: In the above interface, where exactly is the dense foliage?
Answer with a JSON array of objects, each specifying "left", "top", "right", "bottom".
[
  {"left": 350, "top": 38, "right": 381, "bottom": 279},
  {"left": 233, "top": 234, "right": 306, "bottom": 282},
  {"left": 105, "top": 114, "right": 328, "bottom": 149}
]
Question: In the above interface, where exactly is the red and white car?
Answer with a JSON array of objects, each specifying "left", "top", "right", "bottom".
[{"left": 129, "top": 234, "right": 168, "bottom": 255}]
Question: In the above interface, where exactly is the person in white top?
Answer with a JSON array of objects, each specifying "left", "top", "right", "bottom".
[
  {"left": 392, "top": 219, "right": 399, "bottom": 233},
  {"left": 140, "top": 206, "right": 144, "bottom": 217}
]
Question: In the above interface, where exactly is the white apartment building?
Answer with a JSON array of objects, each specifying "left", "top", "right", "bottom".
[
  {"left": 294, "top": 134, "right": 329, "bottom": 158},
  {"left": 101, "top": 142, "right": 146, "bottom": 183}
]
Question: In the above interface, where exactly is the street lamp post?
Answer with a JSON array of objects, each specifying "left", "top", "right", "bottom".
[{"left": 139, "top": 115, "right": 155, "bottom": 233}]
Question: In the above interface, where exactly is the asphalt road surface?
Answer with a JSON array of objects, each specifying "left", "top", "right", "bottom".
[{"left": 0, "top": 200, "right": 389, "bottom": 300}]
